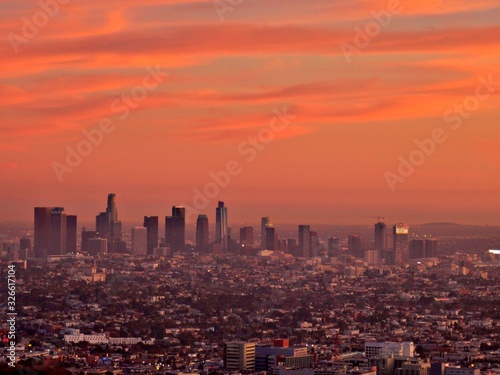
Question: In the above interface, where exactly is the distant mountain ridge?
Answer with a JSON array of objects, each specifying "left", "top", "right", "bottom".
[{"left": 420, "top": 222, "right": 463, "bottom": 227}]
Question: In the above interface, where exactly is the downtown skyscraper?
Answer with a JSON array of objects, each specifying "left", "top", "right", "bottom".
[
  {"left": 96, "top": 193, "right": 122, "bottom": 241},
  {"left": 66, "top": 215, "right": 77, "bottom": 253},
  {"left": 166, "top": 206, "right": 186, "bottom": 253},
  {"left": 409, "top": 238, "right": 438, "bottom": 259},
  {"left": 240, "top": 226, "right": 254, "bottom": 246},
  {"left": 196, "top": 214, "right": 210, "bottom": 254},
  {"left": 348, "top": 235, "right": 363, "bottom": 258},
  {"left": 95, "top": 193, "right": 126, "bottom": 253},
  {"left": 215, "top": 201, "right": 228, "bottom": 252},
  {"left": 310, "top": 231, "right": 320, "bottom": 257},
  {"left": 298, "top": 225, "right": 311, "bottom": 258},
  {"left": 374, "top": 221, "right": 387, "bottom": 252},
  {"left": 327, "top": 237, "right": 340, "bottom": 257},
  {"left": 131, "top": 227, "right": 147, "bottom": 255},
  {"left": 50, "top": 207, "right": 67, "bottom": 256},
  {"left": 393, "top": 223, "right": 409, "bottom": 265},
  {"left": 409, "top": 239, "right": 425, "bottom": 259},
  {"left": 34, "top": 207, "right": 52, "bottom": 258},
  {"left": 143, "top": 216, "right": 159, "bottom": 255},
  {"left": 260, "top": 217, "right": 271, "bottom": 249},
  {"left": 265, "top": 225, "right": 277, "bottom": 250},
  {"left": 34, "top": 207, "right": 76, "bottom": 258}
]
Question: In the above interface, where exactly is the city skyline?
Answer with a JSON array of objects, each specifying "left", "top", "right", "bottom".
[
  {"left": 2, "top": 1, "right": 500, "bottom": 368},
  {"left": 6, "top": 193, "right": 500, "bottom": 227},
  {"left": 29, "top": 195, "right": 433, "bottom": 267},
  {"left": 1, "top": 1, "right": 500, "bottom": 225}
]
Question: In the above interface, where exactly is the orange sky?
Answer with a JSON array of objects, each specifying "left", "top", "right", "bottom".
[{"left": 1, "top": 0, "right": 500, "bottom": 226}]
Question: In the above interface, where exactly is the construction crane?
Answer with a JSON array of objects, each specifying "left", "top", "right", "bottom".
[{"left": 368, "top": 216, "right": 385, "bottom": 222}]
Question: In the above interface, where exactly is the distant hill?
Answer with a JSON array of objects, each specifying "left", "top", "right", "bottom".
[{"left": 420, "top": 222, "right": 463, "bottom": 227}]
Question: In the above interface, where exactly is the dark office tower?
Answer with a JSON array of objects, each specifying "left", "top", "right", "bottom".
[
  {"left": 215, "top": 201, "right": 228, "bottom": 252},
  {"left": 88, "top": 238, "right": 108, "bottom": 256},
  {"left": 409, "top": 239, "right": 425, "bottom": 259},
  {"left": 110, "top": 221, "right": 121, "bottom": 242},
  {"left": 348, "top": 235, "right": 363, "bottom": 258},
  {"left": 310, "top": 231, "right": 320, "bottom": 257},
  {"left": 172, "top": 205, "right": 185, "bottom": 218},
  {"left": 95, "top": 212, "right": 109, "bottom": 238},
  {"left": 96, "top": 193, "right": 122, "bottom": 241},
  {"left": 196, "top": 215, "right": 210, "bottom": 253},
  {"left": 66, "top": 215, "right": 77, "bottom": 253},
  {"left": 143, "top": 216, "right": 159, "bottom": 255},
  {"left": 240, "top": 226, "right": 254, "bottom": 246},
  {"left": 328, "top": 237, "right": 340, "bottom": 257},
  {"left": 424, "top": 239, "right": 438, "bottom": 258},
  {"left": 166, "top": 206, "right": 186, "bottom": 253},
  {"left": 106, "top": 193, "right": 121, "bottom": 239},
  {"left": 298, "top": 225, "right": 311, "bottom": 258},
  {"left": 260, "top": 217, "right": 271, "bottom": 249},
  {"left": 81, "top": 229, "right": 99, "bottom": 253},
  {"left": 265, "top": 225, "right": 277, "bottom": 250},
  {"left": 34, "top": 207, "right": 52, "bottom": 258},
  {"left": 374, "top": 222, "right": 386, "bottom": 252},
  {"left": 393, "top": 223, "right": 409, "bottom": 265},
  {"left": 50, "top": 207, "right": 67, "bottom": 256}
]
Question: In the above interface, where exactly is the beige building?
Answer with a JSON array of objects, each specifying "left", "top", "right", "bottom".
[{"left": 225, "top": 342, "right": 256, "bottom": 371}]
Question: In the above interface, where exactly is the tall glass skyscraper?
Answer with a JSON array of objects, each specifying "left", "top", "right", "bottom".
[
  {"left": 260, "top": 217, "right": 271, "bottom": 249},
  {"left": 374, "top": 221, "right": 386, "bottom": 252},
  {"left": 35, "top": 206, "right": 75, "bottom": 258},
  {"left": 348, "top": 234, "right": 363, "bottom": 258},
  {"left": 393, "top": 223, "right": 409, "bottom": 265},
  {"left": 166, "top": 206, "right": 185, "bottom": 253},
  {"left": 196, "top": 214, "right": 209, "bottom": 253},
  {"left": 96, "top": 193, "right": 122, "bottom": 241},
  {"left": 298, "top": 225, "right": 311, "bottom": 258},
  {"left": 240, "top": 226, "right": 254, "bottom": 246},
  {"left": 265, "top": 225, "right": 277, "bottom": 250},
  {"left": 215, "top": 201, "right": 228, "bottom": 252},
  {"left": 34, "top": 207, "right": 52, "bottom": 258},
  {"left": 143, "top": 216, "right": 159, "bottom": 255}
]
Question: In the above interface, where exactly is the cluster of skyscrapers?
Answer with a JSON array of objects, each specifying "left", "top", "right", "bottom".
[
  {"left": 34, "top": 207, "right": 77, "bottom": 258},
  {"left": 369, "top": 221, "right": 437, "bottom": 265},
  {"left": 30, "top": 194, "right": 438, "bottom": 263}
]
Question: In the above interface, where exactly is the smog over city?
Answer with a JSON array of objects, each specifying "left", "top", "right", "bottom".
[{"left": 0, "top": 0, "right": 499, "bottom": 374}]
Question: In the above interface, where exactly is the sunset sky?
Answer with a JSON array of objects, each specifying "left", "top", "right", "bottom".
[{"left": 1, "top": 0, "right": 500, "bottom": 226}]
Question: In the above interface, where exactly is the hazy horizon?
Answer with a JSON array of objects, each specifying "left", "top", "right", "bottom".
[
  {"left": 2, "top": 193, "right": 500, "bottom": 226},
  {"left": 1, "top": 1, "right": 500, "bottom": 225}
]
